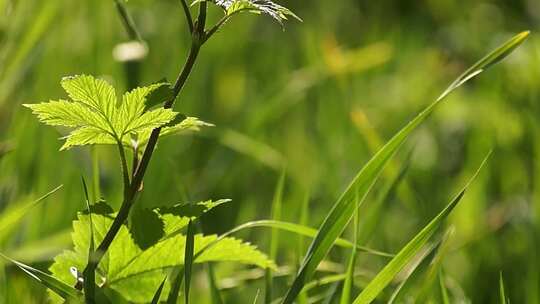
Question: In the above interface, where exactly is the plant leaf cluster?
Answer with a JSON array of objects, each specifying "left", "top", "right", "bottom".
[{"left": 24, "top": 75, "right": 208, "bottom": 150}]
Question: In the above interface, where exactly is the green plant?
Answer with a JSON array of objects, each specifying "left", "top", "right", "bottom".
[{"left": 3, "top": 0, "right": 531, "bottom": 303}]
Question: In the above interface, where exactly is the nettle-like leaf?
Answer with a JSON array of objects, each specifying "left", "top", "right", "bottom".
[
  {"left": 202, "top": 0, "right": 301, "bottom": 24},
  {"left": 24, "top": 75, "right": 209, "bottom": 150},
  {"left": 49, "top": 200, "right": 274, "bottom": 303}
]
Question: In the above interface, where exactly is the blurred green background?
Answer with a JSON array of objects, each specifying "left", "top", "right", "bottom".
[{"left": 0, "top": 0, "right": 539, "bottom": 302}]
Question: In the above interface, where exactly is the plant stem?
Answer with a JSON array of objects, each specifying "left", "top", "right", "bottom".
[
  {"left": 180, "top": 0, "right": 194, "bottom": 34},
  {"left": 113, "top": 0, "right": 143, "bottom": 41},
  {"left": 83, "top": 3, "right": 208, "bottom": 298},
  {"left": 117, "top": 142, "right": 131, "bottom": 197}
]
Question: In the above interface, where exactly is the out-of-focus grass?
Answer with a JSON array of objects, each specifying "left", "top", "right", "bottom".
[{"left": 0, "top": 0, "right": 539, "bottom": 303}]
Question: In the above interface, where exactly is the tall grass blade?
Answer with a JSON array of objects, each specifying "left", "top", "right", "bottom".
[
  {"left": 266, "top": 171, "right": 285, "bottom": 303},
  {"left": 193, "top": 220, "right": 393, "bottom": 261},
  {"left": 340, "top": 206, "right": 359, "bottom": 304},
  {"left": 500, "top": 271, "right": 507, "bottom": 304},
  {"left": 151, "top": 277, "right": 167, "bottom": 304},
  {"left": 297, "top": 193, "right": 310, "bottom": 304},
  {"left": 439, "top": 271, "right": 450, "bottom": 304},
  {"left": 0, "top": 185, "right": 63, "bottom": 244},
  {"left": 81, "top": 178, "right": 96, "bottom": 303},
  {"left": 281, "top": 31, "right": 529, "bottom": 304},
  {"left": 166, "top": 267, "right": 184, "bottom": 304},
  {"left": 351, "top": 153, "right": 491, "bottom": 304},
  {"left": 0, "top": 253, "right": 83, "bottom": 301},
  {"left": 184, "top": 220, "right": 195, "bottom": 304},
  {"left": 207, "top": 263, "right": 224, "bottom": 304}
]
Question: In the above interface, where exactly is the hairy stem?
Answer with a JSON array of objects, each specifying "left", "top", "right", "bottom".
[{"left": 83, "top": 3, "right": 208, "bottom": 297}]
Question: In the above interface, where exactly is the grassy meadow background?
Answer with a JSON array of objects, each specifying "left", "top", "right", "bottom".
[{"left": 0, "top": 0, "right": 539, "bottom": 302}]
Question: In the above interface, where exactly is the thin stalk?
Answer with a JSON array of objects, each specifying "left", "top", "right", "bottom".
[
  {"left": 113, "top": 0, "right": 143, "bottom": 41},
  {"left": 83, "top": 2, "right": 208, "bottom": 297},
  {"left": 179, "top": 0, "right": 194, "bottom": 34},
  {"left": 116, "top": 142, "right": 131, "bottom": 197},
  {"left": 131, "top": 145, "right": 139, "bottom": 179}
]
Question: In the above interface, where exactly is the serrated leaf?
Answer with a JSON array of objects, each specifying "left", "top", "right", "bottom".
[
  {"left": 157, "top": 199, "right": 231, "bottom": 236},
  {"left": 203, "top": 0, "right": 300, "bottom": 25},
  {"left": 24, "top": 75, "right": 177, "bottom": 150},
  {"left": 136, "top": 116, "right": 214, "bottom": 146},
  {"left": 49, "top": 201, "right": 273, "bottom": 303}
]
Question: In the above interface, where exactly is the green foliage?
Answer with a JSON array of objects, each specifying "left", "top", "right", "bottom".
[
  {"left": 202, "top": 0, "right": 300, "bottom": 24},
  {"left": 282, "top": 31, "right": 529, "bottom": 304},
  {"left": 49, "top": 201, "right": 274, "bottom": 303},
  {"left": 0, "top": 253, "right": 83, "bottom": 302},
  {"left": 0, "top": 185, "right": 62, "bottom": 244},
  {"left": 23, "top": 75, "right": 209, "bottom": 150}
]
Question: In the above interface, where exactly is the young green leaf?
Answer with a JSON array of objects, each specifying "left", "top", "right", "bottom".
[
  {"left": 50, "top": 210, "right": 274, "bottom": 303},
  {"left": 201, "top": 0, "right": 300, "bottom": 25},
  {"left": 351, "top": 153, "right": 491, "bottom": 304},
  {"left": 281, "top": 31, "right": 529, "bottom": 304},
  {"left": 0, "top": 253, "right": 83, "bottom": 302},
  {"left": 24, "top": 75, "right": 178, "bottom": 150}
]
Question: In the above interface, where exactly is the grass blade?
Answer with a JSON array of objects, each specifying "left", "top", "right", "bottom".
[
  {"left": 351, "top": 153, "right": 491, "bottom": 304},
  {"left": 193, "top": 220, "right": 394, "bottom": 262},
  {"left": 500, "top": 271, "right": 507, "bottom": 304},
  {"left": 281, "top": 31, "right": 529, "bottom": 304},
  {"left": 0, "top": 253, "right": 82, "bottom": 301},
  {"left": 0, "top": 185, "right": 63, "bottom": 243},
  {"left": 340, "top": 206, "right": 359, "bottom": 304},
  {"left": 151, "top": 277, "right": 167, "bottom": 304},
  {"left": 207, "top": 263, "right": 224, "bottom": 304},
  {"left": 439, "top": 271, "right": 450, "bottom": 304},
  {"left": 81, "top": 178, "right": 96, "bottom": 303},
  {"left": 266, "top": 171, "right": 286, "bottom": 303},
  {"left": 184, "top": 220, "right": 195, "bottom": 304},
  {"left": 166, "top": 266, "right": 184, "bottom": 304}
]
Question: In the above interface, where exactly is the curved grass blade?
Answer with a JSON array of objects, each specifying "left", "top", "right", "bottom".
[
  {"left": 207, "top": 263, "right": 224, "bottom": 304},
  {"left": 281, "top": 31, "right": 529, "bottom": 304},
  {"left": 266, "top": 171, "right": 285, "bottom": 303},
  {"left": 193, "top": 220, "right": 394, "bottom": 262},
  {"left": 184, "top": 220, "right": 195, "bottom": 304},
  {"left": 387, "top": 242, "right": 438, "bottom": 304},
  {"left": 351, "top": 153, "right": 491, "bottom": 304},
  {"left": 0, "top": 253, "right": 83, "bottom": 301},
  {"left": 415, "top": 227, "right": 455, "bottom": 301},
  {"left": 166, "top": 266, "right": 184, "bottom": 304},
  {"left": 151, "top": 277, "right": 167, "bottom": 304},
  {"left": 340, "top": 206, "right": 359, "bottom": 304},
  {"left": 500, "top": 271, "right": 507, "bottom": 304},
  {"left": 439, "top": 271, "right": 450, "bottom": 304},
  {"left": 0, "top": 185, "right": 63, "bottom": 243}
]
